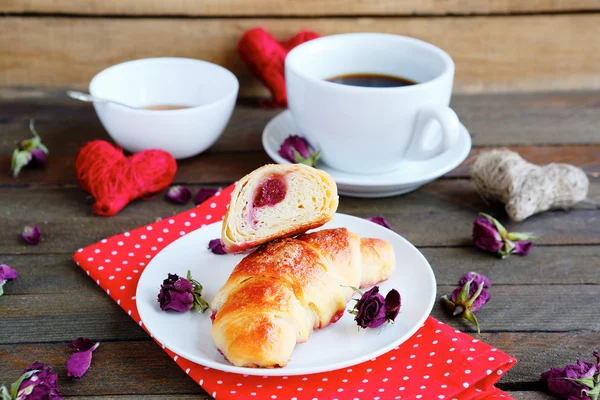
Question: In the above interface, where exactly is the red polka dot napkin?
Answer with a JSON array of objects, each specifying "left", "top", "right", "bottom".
[{"left": 73, "top": 184, "right": 517, "bottom": 400}]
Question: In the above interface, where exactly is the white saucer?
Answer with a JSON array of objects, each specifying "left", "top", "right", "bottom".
[{"left": 262, "top": 110, "right": 472, "bottom": 197}]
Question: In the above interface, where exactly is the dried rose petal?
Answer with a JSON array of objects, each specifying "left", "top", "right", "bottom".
[
  {"left": 0, "top": 264, "right": 17, "bottom": 297},
  {"left": 157, "top": 273, "right": 194, "bottom": 312},
  {"left": 384, "top": 289, "right": 401, "bottom": 322},
  {"left": 513, "top": 241, "right": 534, "bottom": 256},
  {"left": 30, "top": 148, "right": 47, "bottom": 168},
  {"left": 279, "top": 135, "right": 320, "bottom": 166},
  {"left": 16, "top": 362, "right": 62, "bottom": 399},
  {"left": 66, "top": 338, "right": 99, "bottom": 380},
  {"left": 22, "top": 225, "right": 42, "bottom": 245},
  {"left": 195, "top": 188, "right": 218, "bottom": 206},
  {"left": 208, "top": 238, "right": 227, "bottom": 255},
  {"left": 166, "top": 185, "right": 192, "bottom": 205},
  {"left": 472, "top": 217, "right": 503, "bottom": 253},
  {"left": 0, "top": 264, "right": 18, "bottom": 282},
  {"left": 66, "top": 350, "right": 93, "bottom": 380},
  {"left": 366, "top": 216, "right": 392, "bottom": 230},
  {"left": 459, "top": 271, "right": 491, "bottom": 288},
  {"left": 69, "top": 337, "right": 99, "bottom": 352}
]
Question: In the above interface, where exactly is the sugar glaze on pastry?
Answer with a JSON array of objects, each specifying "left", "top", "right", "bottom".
[
  {"left": 221, "top": 164, "right": 338, "bottom": 253},
  {"left": 211, "top": 228, "right": 395, "bottom": 368}
]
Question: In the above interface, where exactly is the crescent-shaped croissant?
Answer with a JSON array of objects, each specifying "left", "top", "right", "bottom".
[{"left": 211, "top": 228, "right": 395, "bottom": 368}]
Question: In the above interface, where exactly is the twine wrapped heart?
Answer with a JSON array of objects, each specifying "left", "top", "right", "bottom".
[
  {"left": 238, "top": 27, "right": 320, "bottom": 107},
  {"left": 75, "top": 140, "right": 177, "bottom": 216}
]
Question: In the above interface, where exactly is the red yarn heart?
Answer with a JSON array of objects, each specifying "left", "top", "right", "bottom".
[
  {"left": 238, "top": 27, "right": 320, "bottom": 108},
  {"left": 76, "top": 141, "right": 177, "bottom": 216}
]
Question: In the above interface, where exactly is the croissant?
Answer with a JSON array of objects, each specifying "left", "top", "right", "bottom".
[
  {"left": 211, "top": 228, "right": 395, "bottom": 368},
  {"left": 221, "top": 164, "right": 338, "bottom": 253}
]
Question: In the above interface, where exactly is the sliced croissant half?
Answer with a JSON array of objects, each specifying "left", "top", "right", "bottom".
[{"left": 221, "top": 164, "right": 338, "bottom": 253}]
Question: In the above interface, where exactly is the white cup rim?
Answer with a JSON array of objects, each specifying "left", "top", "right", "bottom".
[
  {"left": 285, "top": 33, "right": 454, "bottom": 93},
  {"left": 89, "top": 57, "right": 239, "bottom": 114}
]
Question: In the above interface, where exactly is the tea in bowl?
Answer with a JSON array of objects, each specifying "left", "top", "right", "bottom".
[
  {"left": 285, "top": 33, "right": 460, "bottom": 174},
  {"left": 89, "top": 57, "right": 239, "bottom": 159}
]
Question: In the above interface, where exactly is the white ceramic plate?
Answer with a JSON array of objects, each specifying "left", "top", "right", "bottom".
[
  {"left": 136, "top": 213, "right": 436, "bottom": 376},
  {"left": 262, "top": 110, "right": 471, "bottom": 197}
]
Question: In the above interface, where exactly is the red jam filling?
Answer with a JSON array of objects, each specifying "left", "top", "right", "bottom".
[
  {"left": 210, "top": 309, "right": 217, "bottom": 323},
  {"left": 253, "top": 176, "right": 287, "bottom": 208}
]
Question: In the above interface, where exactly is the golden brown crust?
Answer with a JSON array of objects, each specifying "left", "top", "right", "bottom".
[{"left": 211, "top": 228, "right": 396, "bottom": 368}]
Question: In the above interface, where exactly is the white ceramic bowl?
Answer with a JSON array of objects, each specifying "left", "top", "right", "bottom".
[{"left": 89, "top": 57, "right": 239, "bottom": 159}]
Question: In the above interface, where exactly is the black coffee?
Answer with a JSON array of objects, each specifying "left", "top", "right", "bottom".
[{"left": 327, "top": 73, "right": 417, "bottom": 88}]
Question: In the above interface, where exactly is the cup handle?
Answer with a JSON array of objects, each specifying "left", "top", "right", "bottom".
[{"left": 406, "top": 105, "right": 460, "bottom": 161}]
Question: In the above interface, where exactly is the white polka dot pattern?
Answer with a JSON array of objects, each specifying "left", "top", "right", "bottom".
[{"left": 73, "top": 183, "right": 516, "bottom": 400}]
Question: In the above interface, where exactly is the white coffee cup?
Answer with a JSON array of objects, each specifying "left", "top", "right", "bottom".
[{"left": 285, "top": 33, "right": 460, "bottom": 174}]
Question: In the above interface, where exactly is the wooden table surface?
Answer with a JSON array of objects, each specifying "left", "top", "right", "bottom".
[{"left": 1, "top": 88, "right": 599, "bottom": 399}]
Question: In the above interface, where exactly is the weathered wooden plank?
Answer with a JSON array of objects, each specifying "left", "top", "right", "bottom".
[
  {"left": 2, "top": 285, "right": 599, "bottom": 344},
  {"left": 0, "top": 333, "right": 597, "bottom": 395},
  {"left": 2, "top": 15, "right": 600, "bottom": 94},
  {"left": 2, "top": 0, "right": 598, "bottom": 16},
  {"left": 3, "top": 245, "right": 600, "bottom": 296},
  {"left": 0, "top": 341, "right": 205, "bottom": 397},
  {"left": 0, "top": 180, "right": 598, "bottom": 254}
]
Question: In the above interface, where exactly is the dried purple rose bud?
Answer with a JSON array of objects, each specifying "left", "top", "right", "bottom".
[
  {"left": 0, "top": 264, "right": 18, "bottom": 297},
  {"left": 66, "top": 337, "right": 100, "bottom": 380},
  {"left": 157, "top": 271, "right": 209, "bottom": 313},
  {"left": 158, "top": 273, "right": 194, "bottom": 312},
  {"left": 195, "top": 188, "right": 219, "bottom": 206},
  {"left": 366, "top": 216, "right": 392, "bottom": 230},
  {"left": 166, "top": 185, "right": 192, "bottom": 205},
  {"left": 441, "top": 271, "right": 491, "bottom": 334},
  {"left": 473, "top": 213, "right": 535, "bottom": 258},
  {"left": 279, "top": 135, "right": 320, "bottom": 166},
  {"left": 22, "top": 225, "right": 42, "bottom": 245},
  {"left": 541, "top": 351, "right": 600, "bottom": 400},
  {"left": 0, "top": 362, "right": 62, "bottom": 400},
  {"left": 354, "top": 286, "right": 387, "bottom": 329},
  {"left": 349, "top": 286, "right": 402, "bottom": 329},
  {"left": 208, "top": 238, "right": 227, "bottom": 255},
  {"left": 11, "top": 120, "right": 49, "bottom": 177}
]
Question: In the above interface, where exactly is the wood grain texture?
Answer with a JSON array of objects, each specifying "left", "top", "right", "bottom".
[
  {"left": 2, "top": 14, "right": 600, "bottom": 94},
  {"left": 3, "top": 245, "right": 599, "bottom": 296},
  {"left": 2, "top": 0, "right": 598, "bottom": 16},
  {"left": 0, "top": 180, "right": 598, "bottom": 254},
  {"left": 2, "top": 285, "right": 599, "bottom": 344},
  {"left": 0, "top": 333, "right": 598, "bottom": 394}
]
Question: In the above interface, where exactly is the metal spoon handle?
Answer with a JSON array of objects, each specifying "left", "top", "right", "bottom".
[{"left": 67, "top": 90, "right": 136, "bottom": 109}]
